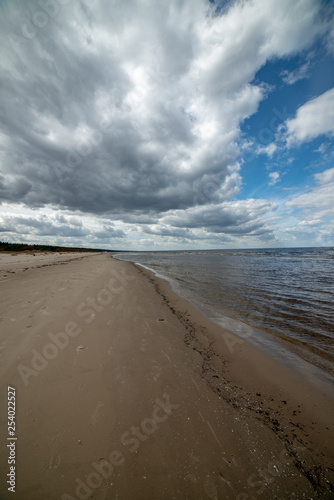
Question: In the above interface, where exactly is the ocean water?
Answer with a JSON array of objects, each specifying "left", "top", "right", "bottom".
[{"left": 114, "top": 248, "right": 334, "bottom": 379}]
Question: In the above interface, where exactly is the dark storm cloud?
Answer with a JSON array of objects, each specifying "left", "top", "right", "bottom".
[
  {"left": 0, "top": 0, "right": 330, "bottom": 246},
  {"left": 154, "top": 199, "right": 277, "bottom": 239}
]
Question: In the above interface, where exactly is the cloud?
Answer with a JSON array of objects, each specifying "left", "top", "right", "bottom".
[
  {"left": 160, "top": 199, "right": 277, "bottom": 236},
  {"left": 0, "top": 212, "right": 125, "bottom": 243},
  {"left": 285, "top": 87, "right": 334, "bottom": 146},
  {"left": 0, "top": 0, "right": 331, "bottom": 248},
  {"left": 272, "top": 167, "right": 334, "bottom": 247},
  {"left": 257, "top": 143, "right": 278, "bottom": 158},
  {"left": 0, "top": 214, "right": 87, "bottom": 238},
  {"left": 286, "top": 167, "right": 334, "bottom": 219},
  {"left": 268, "top": 172, "right": 280, "bottom": 186},
  {"left": 315, "top": 143, "right": 327, "bottom": 154},
  {"left": 280, "top": 61, "right": 311, "bottom": 85},
  {"left": 142, "top": 225, "right": 192, "bottom": 238}
]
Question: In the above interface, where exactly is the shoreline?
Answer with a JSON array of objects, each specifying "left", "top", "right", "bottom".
[
  {"left": 131, "top": 257, "right": 334, "bottom": 399},
  {"left": 116, "top": 255, "right": 334, "bottom": 383},
  {"left": 125, "top": 259, "right": 334, "bottom": 495},
  {"left": 0, "top": 252, "right": 333, "bottom": 499}
]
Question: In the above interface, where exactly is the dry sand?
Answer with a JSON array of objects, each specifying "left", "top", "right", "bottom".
[{"left": 0, "top": 252, "right": 333, "bottom": 500}]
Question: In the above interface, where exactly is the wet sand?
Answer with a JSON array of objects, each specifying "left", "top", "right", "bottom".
[{"left": 0, "top": 252, "right": 333, "bottom": 499}]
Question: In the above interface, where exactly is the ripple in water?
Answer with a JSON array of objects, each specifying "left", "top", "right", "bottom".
[{"left": 115, "top": 247, "right": 334, "bottom": 378}]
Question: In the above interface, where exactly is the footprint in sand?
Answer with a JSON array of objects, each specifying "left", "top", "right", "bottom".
[
  {"left": 151, "top": 359, "right": 162, "bottom": 382},
  {"left": 203, "top": 479, "right": 218, "bottom": 500},
  {"left": 0, "top": 339, "right": 10, "bottom": 352},
  {"left": 48, "top": 454, "right": 60, "bottom": 469},
  {"left": 91, "top": 401, "right": 104, "bottom": 425},
  {"left": 184, "top": 473, "right": 197, "bottom": 484},
  {"left": 46, "top": 434, "right": 61, "bottom": 470},
  {"left": 140, "top": 338, "right": 148, "bottom": 352}
]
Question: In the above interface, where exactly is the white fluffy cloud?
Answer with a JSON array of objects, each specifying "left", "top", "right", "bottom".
[
  {"left": 0, "top": 210, "right": 125, "bottom": 243},
  {"left": 268, "top": 172, "right": 280, "bottom": 186},
  {"left": 286, "top": 87, "right": 334, "bottom": 146},
  {"left": 282, "top": 168, "right": 334, "bottom": 246},
  {"left": 257, "top": 143, "right": 278, "bottom": 157},
  {"left": 286, "top": 167, "right": 334, "bottom": 219}
]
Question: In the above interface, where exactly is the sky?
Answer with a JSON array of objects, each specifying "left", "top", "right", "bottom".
[{"left": 0, "top": 0, "right": 333, "bottom": 251}]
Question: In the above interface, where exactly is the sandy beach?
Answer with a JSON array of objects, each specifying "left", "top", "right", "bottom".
[{"left": 0, "top": 252, "right": 333, "bottom": 499}]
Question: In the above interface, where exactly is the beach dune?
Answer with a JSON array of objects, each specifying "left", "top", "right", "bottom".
[{"left": 0, "top": 252, "right": 333, "bottom": 499}]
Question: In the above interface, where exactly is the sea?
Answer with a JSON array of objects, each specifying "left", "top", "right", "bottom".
[{"left": 114, "top": 247, "right": 334, "bottom": 389}]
